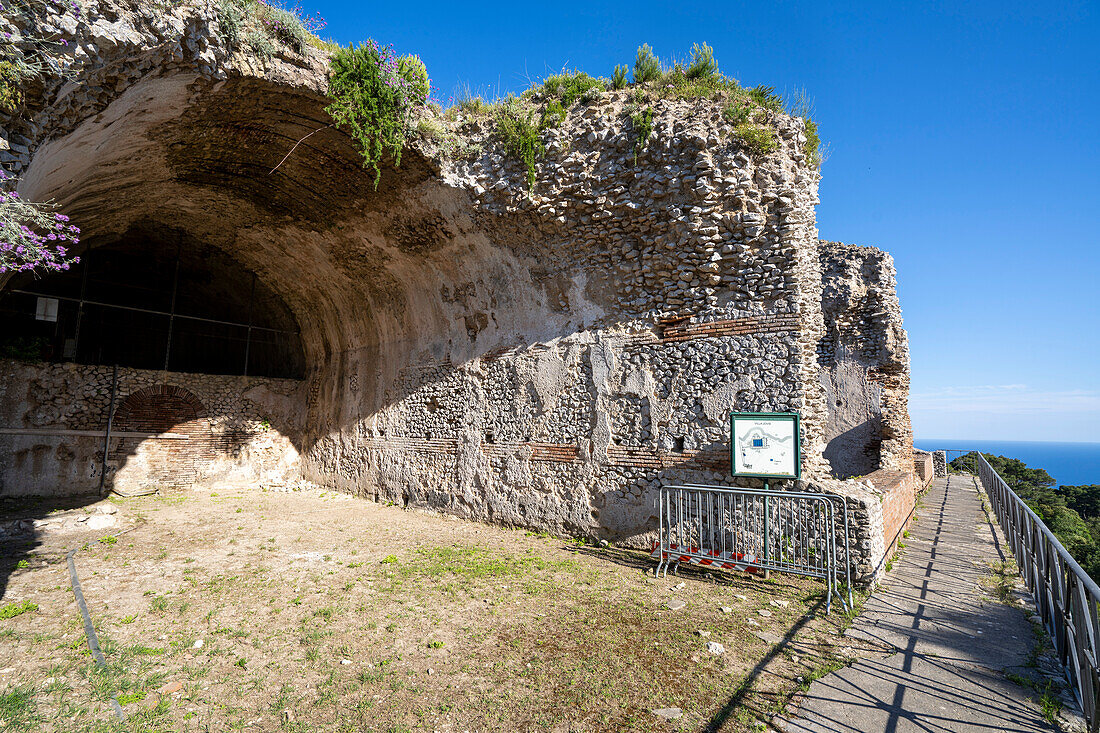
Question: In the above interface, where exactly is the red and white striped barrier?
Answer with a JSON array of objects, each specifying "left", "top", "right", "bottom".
[{"left": 650, "top": 542, "right": 759, "bottom": 574}]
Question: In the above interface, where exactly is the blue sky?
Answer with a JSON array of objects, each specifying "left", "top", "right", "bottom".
[{"left": 311, "top": 0, "right": 1099, "bottom": 442}]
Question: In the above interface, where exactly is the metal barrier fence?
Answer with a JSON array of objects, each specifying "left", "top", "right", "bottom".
[
  {"left": 975, "top": 452, "right": 1100, "bottom": 731},
  {"left": 652, "top": 484, "right": 853, "bottom": 613}
]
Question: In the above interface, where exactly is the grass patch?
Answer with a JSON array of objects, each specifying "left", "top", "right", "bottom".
[
  {"left": 391, "top": 545, "right": 574, "bottom": 581},
  {"left": 981, "top": 558, "right": 1022, "bottom": 605},
  {"left": 117, "top": 690, "right": 147, "bottom": 705},
  {"left": 0, "top": 600, "right": 38, "bottom": 620},
  {"left": 0, "top": 685, "right": 37, "bottom": 728}
]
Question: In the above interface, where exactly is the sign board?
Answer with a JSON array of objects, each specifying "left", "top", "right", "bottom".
[
  {"left": 35, "top": 296, "right": 58, "bottom": 323},
  {"left": 730, "top": 412, "right": 801, "bottom": 479}
]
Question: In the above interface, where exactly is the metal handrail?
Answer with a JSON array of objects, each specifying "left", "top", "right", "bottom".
[{"left": 974, "top": 451, "right": 1100, "bottom": 731}]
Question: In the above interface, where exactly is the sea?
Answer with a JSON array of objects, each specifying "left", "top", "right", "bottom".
[{"left": 914, "top": 440, "right": 1100, "bottom": 488}]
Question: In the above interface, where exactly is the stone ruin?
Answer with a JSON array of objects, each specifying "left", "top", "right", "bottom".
[{"left": 0, "top": 0, "right": 925, "bottom": 582}]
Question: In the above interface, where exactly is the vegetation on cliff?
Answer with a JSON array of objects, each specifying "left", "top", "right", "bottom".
[
  {"left": 326, "top": 41, "right": 430, "bottom": 188},
  {"left": 0, "top": 0, "right": 81, "bottom": 274},
  {"left": 954, "top": 453, "right": 1100, "bottom": 582},
  {"left": 435, "top": 42, "right": 822, "bottom": 187},
  {"left": 215, "top": 0, "right": 328, "bottom": 57}
]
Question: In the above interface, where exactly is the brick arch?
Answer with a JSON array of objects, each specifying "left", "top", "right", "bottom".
[
  {"left": 109, "top": 384, "right": 214, "bottom": 490},
  {"left": 113, "top": 384, "right": 206, "bottom": 433}
]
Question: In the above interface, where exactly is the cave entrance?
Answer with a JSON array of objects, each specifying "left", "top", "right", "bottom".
[{"left": 0, "top": 222, "right": 305, "bottom": 379}]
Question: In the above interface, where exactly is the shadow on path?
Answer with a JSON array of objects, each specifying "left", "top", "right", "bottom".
[{"left": 782, "top": 475, "right": 1057, "bottom": 733}]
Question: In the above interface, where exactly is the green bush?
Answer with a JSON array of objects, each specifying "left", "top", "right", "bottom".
[
  {"left": 748, "top": 84, "right": 784, "bottom": 112},
  {"left": 215, "top": 0, "right": 324, "bottom": 57},
  {"left": 630, "top": 106, "right": 654, "bottom": 164},
  {"left": 722, "top": 100, "right": 752, "bottom": 126},
  {"left": 326, "top": 40, "right": 430, "bottom": 189},
  {"left": 0, "top": 60, "right": 29, "bottom": 114},
  {"left": 735, "top": 123, "right": 777, "bottom": 156},
  {"left": 254, "top": 2, "right": 310, "bottom": 53},
  {"left": 0, "top": 337, "right": 47, "bottom": 362},
  {"left": 611, "top": 64, "right": 629, "bottom": 90},
  {"left": 658, "top": 65, "right": 740, "bottom": 100},
  {"left": 540, "top": 71, "right": 605, "bottom": 108},
  {"left": 540, "top": 99, "right": 566, "bottom": 128},
  {"left": 495, "top": 97, "right": 544, "bottom": 191},
  {"left": 399, "top": 55, "right": 430, "bottom": 102},
  {"left": 803, "top": 118, "right": 821, "bottom": 166},
  {"left": 686, "top": 42, "right": 718, "bottom": 80},
  {"left": 633, "top": 44, "right": 661, "bottom": 84}
]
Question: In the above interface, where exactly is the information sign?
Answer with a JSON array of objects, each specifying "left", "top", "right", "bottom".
[{"left": 730, "top": 412, "right": 801, "bottom": 479}]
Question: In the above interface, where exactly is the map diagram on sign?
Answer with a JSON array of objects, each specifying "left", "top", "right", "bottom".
[{"left": 732, "top": 417, "right": 797, "bottom": 477}]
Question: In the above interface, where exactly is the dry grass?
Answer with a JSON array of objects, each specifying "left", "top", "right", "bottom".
[{"left": 0, "top": 486, "right": 859, "bottom": 731}]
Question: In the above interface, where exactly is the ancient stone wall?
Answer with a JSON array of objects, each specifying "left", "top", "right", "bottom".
[
  {"left": 817, "top": 241, "right": 912, "bottom": 478},
  {"left": 0, "top": 360, "right": 302, "bottom": 496},
  {"left": 2, "top": 0, "right": 916, "bottom": 582}
]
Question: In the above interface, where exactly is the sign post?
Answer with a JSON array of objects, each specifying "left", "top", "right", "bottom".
[{"left": 730, "top": 412, "right": 801, "bottom": 577}]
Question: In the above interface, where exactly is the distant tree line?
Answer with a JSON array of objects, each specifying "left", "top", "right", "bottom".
[{"left": 951, "top": 453, "right": 1100, "bottom": 582}]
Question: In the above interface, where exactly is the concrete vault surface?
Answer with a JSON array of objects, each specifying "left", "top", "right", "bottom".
[{"left": 1, "top": 0, "right": 920, "bottom": 581}]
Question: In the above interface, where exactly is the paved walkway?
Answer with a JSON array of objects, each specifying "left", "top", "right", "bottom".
[{"left": 787, "top": 475, "right": 1059, "bottom": 733}]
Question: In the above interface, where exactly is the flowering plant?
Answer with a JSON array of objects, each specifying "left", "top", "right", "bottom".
[
  {"left": 0, "top": 169, "right": 79, "bottom": 274},
  {"left": 1, "top": 0, "right": 82, "bottom": 274},
  {"left": 326, "top": 40, "right": 430, "bottom": 188},
  {"left": 0, "top": 0, "right": 81, "bottom": 112}
]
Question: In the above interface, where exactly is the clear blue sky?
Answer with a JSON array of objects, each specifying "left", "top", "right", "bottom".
[{"left": 310, "top": 0, "right": 1099, "bottom": 443}]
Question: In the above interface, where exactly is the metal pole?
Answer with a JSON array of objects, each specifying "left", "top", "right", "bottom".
[
  {"left": 72, "top": 252, "right": 89, "bottom": 361},
  {"left": 97, "top": 364, "right": 118, "bottom": 496},
  {"left": 163, "top": 244, "right": 181, "bottom": 372},
  {"left": 11, "top": 289, "right": 297, "bottom": 335},
  {"left": 243, "top": 272, "right": 256, "bottom": 376},
  {"left": 763, "top": 481, "right": 771, "bottom": 579}
]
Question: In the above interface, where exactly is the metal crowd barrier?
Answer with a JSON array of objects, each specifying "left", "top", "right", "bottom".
[
  {"left": 652, "top": 484, "right": 853, "bottom": 613},
  {"left": 975, "top": 452, "right": 1100, "bottom": 731}
]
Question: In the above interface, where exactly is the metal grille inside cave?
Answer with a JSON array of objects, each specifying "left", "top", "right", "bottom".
[{"left": 0, "top": 230, "right": 305, "bottom": 379}]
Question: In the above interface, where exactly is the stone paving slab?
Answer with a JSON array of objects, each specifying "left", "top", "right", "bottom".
[{"left": 786, "top": 475, "right": 1058, "bottom": 733}]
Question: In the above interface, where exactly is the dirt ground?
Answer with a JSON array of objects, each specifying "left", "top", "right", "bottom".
[{"left": 0, "top": 484, "right": 863, "bottom": 732}]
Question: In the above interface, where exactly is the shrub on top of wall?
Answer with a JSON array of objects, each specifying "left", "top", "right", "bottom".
[
  {"left": 495, "top": 96, "right": 544, "bottom": 191},
  {"left": 735, "top": 123, "right": 778, "bottom": 157},
  {"left": 215, "top": 0, "right": 327, "bottom": 57},
  {"left": 685, "top": 42, "right": 718, "bottom": 80},
  {"left": 633, "top": 44, "right": 661, "bottom": 84},
  {"left": 748, "top": 84, "right": 784, "bottom": 113},
  {"left": 611, "top": 64, "right": 629, "bottom": 90},
  {"left": 536, "top": 71, "right": 606, "bottom": 108},
  {"left": 426, "top": 39, "right": 824, "bottom": 172},
  {"left": 326, "top": 41, "right": 431, "bottom": 189}
]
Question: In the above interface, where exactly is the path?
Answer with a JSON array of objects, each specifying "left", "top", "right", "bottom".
[{"left": 787, "top": 475, "right": 1060, "bottom": 733}]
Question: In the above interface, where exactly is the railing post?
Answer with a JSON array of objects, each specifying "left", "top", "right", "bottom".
[{"left": 763, "top": 482, "right": 771, "bottom": 579}]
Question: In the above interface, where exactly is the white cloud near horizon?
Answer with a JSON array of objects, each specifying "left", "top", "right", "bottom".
[
  {"left": 911, "top": 385, "right": 1100, "bottom": 413},
  {"left": 910, "top": 384, "right": 1100, "bottom": 441}
]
